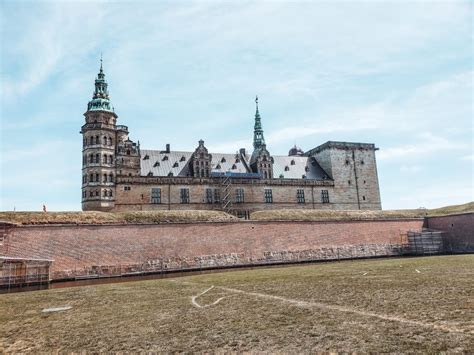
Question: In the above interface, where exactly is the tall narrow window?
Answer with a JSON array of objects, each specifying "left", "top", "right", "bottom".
[
  {"left": 235, "top": 188, "right": 244, "bottom": 203},
  {"left": 321, "top": 190, "right": 330, "bottom": 203},
  {"left": 103, "top": 155, "right": 107, "bottom": 163},
  {"left": 213, "top": 189, "right": 220, "bottom": 204},
  {"left": 180, "top": 188, "right": 190, "bottom": 204},
  {"left": 103, "top": 173, "right": 107, "bottom": 183},
  {"left": 264, "top": 189, "right": 273, "bottom": 203},
  {"left": 296, "top": 189, "right": 305, "bottom": 204},
  {"left": 151, "top": 188, "right": 161, "bottom": 204},
  {"left": 95, "top": 153, "right": 99, "bottom": 163},
  {"left": 206, "top": 188, "right": 213, "bottom": 204}
]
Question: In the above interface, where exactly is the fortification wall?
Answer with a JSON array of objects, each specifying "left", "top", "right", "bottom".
[
  {"left": 1, "top": 219, "right": 423, "bottom": 280},
  {"left": 426, "top": 213, "right": 474, "bottom": 253}
]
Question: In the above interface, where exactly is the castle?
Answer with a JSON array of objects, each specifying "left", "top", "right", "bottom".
[{"left": 81, "top": 62, "right": 382, "bottom": 216}]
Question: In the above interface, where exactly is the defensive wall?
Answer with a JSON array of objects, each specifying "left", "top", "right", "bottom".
[
  {"left": 425, "top": 213, "right": 474, "bottom": 253},
  {"left": 1, "top": 219, "right": 423, "bottom": 280}
]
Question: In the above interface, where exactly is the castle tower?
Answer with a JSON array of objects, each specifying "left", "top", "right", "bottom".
[
  {"left": 192, "top": 139, "right": 212, "bottom": 177},
  {"left": 250, "top": 96, "right": 273, "bottom": 179},
  {"left": 81, "top": 59, "right": 118, "bottom": 211}
]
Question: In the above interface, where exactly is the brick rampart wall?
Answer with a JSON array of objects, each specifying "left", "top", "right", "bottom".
[
  {"left": 1, "top": 219, "right": 423, "bottom": 280},
  {"left": 426, "top": 213, "right": 474, "bottom": 253}
]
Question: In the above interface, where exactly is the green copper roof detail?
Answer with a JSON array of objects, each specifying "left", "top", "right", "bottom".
[
  {"left": 253, "top": 95, "right": 265, "bottom": 149},
  {"left": 87, "top": 57, "right": 114, "bottom": 112}
]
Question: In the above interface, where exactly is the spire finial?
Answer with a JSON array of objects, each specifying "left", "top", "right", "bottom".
[
  {"left": 99, "top": 52, "right": 103, "bottom": 73},
  {"left": 255, "top": 95, "right": 259, "bottom": 110}
]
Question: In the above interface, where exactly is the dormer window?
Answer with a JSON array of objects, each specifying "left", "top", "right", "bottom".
[
  {"left": 290, "top": 160, "right": 295, "bottom": 165},
  {"left": 305, "top": 166, "right": 309, "bottom": 172},
  {"left": 162, "top": 155, "right": 168, "bottom": 161},
  {"left": 143, "top": 155, "right": 149, "bottom": 160},
  {"left": 153, "top": 161, "right": 160, "bottom": 167},
  {"left": 173, "top": 162, "right": 179, "bottom": 168},
  {"left": 284, "top": 166, "right": 289, "bottom": 171},
  {"left": 147, "top": 171, "right": 153, "bottom": 176},
  {"left": 216, "top": 164, "right": 221, "bottom": 169},
  {"left": 235, "top": 158, "right": 240, "bottom": 163},
  {"left": 221, "top": 157, "right": 226, "bottom": 163},
  {"left": 231, "top": 164, "right": 237, "bottom": 170},
  {"left": 168, "top": 172, "right": 173, "bottom": 177},
  {"left": 180, "top": 156, "right": 186, "bottom": 162}
]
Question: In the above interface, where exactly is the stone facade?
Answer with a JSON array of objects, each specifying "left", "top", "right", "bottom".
[{"left": 81, "top": 63, "right": 382, "bottom": 214}]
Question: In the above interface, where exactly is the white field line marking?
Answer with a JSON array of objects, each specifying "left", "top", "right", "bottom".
[
  {"left": 42, "top": 306, "right": 72, "bottom": 313},
  {"left": 171, "top": 280, "right": 470, "bottom": 335},
  {"left": 216, "top": 286, "right": 471, "bottom": 335},
  {"left": 191, "top": 285, "right": 225, "bottom": 309}
]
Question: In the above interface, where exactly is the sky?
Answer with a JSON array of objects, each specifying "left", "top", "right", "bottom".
[{"left": 0, "top": 0, "right": 472, "bottom": 211}]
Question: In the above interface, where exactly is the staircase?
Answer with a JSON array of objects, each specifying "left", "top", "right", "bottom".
[{"left": 220, "top": 175, "right": 233, "bottom": 214}]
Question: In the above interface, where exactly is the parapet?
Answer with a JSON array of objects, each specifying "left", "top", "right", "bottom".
[{"left": 305, "top": 141, "right": 378, "bottom": 156}]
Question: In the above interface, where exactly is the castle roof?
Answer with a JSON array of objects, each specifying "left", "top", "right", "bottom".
[{"left": 139, "top": 148, "right": 330, "bottom": 180}]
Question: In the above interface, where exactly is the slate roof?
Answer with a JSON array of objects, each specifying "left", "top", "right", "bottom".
[{"left": 140, "top": 149, "right": 329, "bottom": 180}]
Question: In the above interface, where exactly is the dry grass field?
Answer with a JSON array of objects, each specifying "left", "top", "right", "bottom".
[
  {"left": 251, "top": 201, "right": 474, "bottom": 221},
  {"left": 0, "top": 255, "right": 473, "bottom": 353}
]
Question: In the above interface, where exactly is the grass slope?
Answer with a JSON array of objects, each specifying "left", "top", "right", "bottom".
[
  {"left": 0, "top": 210, "right": 235, "bottom": 225},
  {"left": 1, "top": 255, "right": 472, "bottom": 352},
  {"left": 251, "top": 201, "right": 474, "bottom": 221}
]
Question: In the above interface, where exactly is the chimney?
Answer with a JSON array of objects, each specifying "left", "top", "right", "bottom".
[
  {"left": 239, "top": 148, "right": 246, "bottom": 157},
  {"left": 165, "top": 143, "right": 170, "bottom": 153}
]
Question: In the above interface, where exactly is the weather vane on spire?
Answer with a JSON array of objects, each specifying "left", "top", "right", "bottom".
[{"left": 255, "top": 95, "right": 259, "bottom": 110}]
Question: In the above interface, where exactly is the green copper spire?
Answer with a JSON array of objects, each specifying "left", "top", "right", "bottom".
[
  {"left": 87, "top": 56, "right": 113, "bottom": 112},
  {"left": 253, "top": 95, "right": 266, "bottom": 149}
]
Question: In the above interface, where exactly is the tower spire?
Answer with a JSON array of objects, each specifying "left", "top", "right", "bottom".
[
  {"left": 253, "top": 95, "right": 265, "bottom": 149},
  {"left": 87, "top": 56, "right": 112, "bottom": 112}
]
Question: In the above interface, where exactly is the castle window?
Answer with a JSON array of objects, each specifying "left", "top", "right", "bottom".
[
  {"left": 235, "top": 188, "right": 244, "bottom": 203},
  {"left": 264, "top": 189, "right": 273, "bottom": 203},
  {"left": 103, "top": 190, "right": 107, "bottom": 197},
  {"left": 103, "top": 174, "right": 107, "bottom": 183},
  {"left": 109, "top": 155, "right": 113, "bottom": 164},
  {"left": 151, "top": 188, "right": 161, "bottom": 204},
  {"left": 124, "top": 186, "right": 131, "bottom": 191},
  {"left": 95, "top": 173, "right": 99, "bottom": 182},
  {"left": 362, "top": 196, "right": 366, "bottom": 201},
  {"left": 321, "top": 190, "right": 330, "bottom": 203},
  {"left": 109, "top": 189, "right": 113, "bottom": 197},
  {"left": 297, "top": 189, "right": 305, "bottom": 203},
  {"left": 95, "top": 136, "right": 99, "bottom": 144},
  {"left": 263, "top": 171, "right": 268, "bottom": 179},
  {"left": 89, "top": 136, "right": 93, "bottom": 145},
  {"left": 89, "top": 154, "right": 93, "bottom": 163},
  {"left": 206, "top": 188, "right": 213, "bottom": 204},
  {"left": 231, "top": 164, "right": 237, "bottom": 170},
  {"left": 108, "top": 137, "right": 112, "bottom": 146},
  {"left": 361, "top": 160, "right": 365, "bottom": 165},
  {"left": 284, "top": 166, "right": 289, "bottom": 171},
  {"left": 153, "top": 161, "right": 160, "bottom": 167},
  {"left": 103, "top": 155, "right": 107, "bottom": 164},
  {"left": 109, "top": 174, "right": 113, "bottom": 182},
  {"left": 103, "top": 136, "right": 107, "bottom": 145},
  {"left": 95, "top": 190, "right": 99, "bottom": 197},
  {"left": 180, "top": 156, "right": 186, "bottom": 162},
  {"left": 363, "top": 180, "right": 366, "bottom": 184},
  {"left": 290, "top": 160, "right": 295, "bottom": 165},
  {"left": 180, "top": 188, "right": 190, "bottom": 204},
  {"left": 127, "top": 150, "right": 130, "bottom": 155},
  {"left": 95, "top": 154, "right": 99, "bottom": 163},
  {"left": 221, "top": 157, "right": 226, "bottom": 163},
  {"left": 89, "top": 191, "right": 93, "bottom": 197},
  {"left": 345, "top": 159, "right": 350, "bottom": 165},
  {"left": 173, "top": 162, "right": 179, "bottom": 168},
  {"left": 143, "top": 155, "right": 149, "bottom": 160},
  {"left": 89, "top": 173, "right": 93, "bottom": 182},
  {"left": 213, "top": 189, "right": 220, "bottom": 204},
  {"left": 162, "top": 155, "right": 168, "bottom": 161},
  {"left": 348, "top": 180, "right": 351, "bottom": 185}
]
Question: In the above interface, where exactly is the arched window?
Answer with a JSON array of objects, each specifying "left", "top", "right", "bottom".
[
  {"left": 95, "top": 190, "right": 99, "bottom": 196},
  {"left": 95, "top": 153, "right": 99, "bottom": 163},
  {"left": 127, "top": 150, "right": 131, "bottom": 155},
  {"left": 109, "top": 174, "right": 113, "bottom": 182},
  {"left": 103, "top": 190, "right": 107, "bottom": 197},
  {"left": 103, "top": 155, "right": 107, "bottom": 164},
  {"left": 95, "top": 173, "right": 99, "bottom": 182},
  {"left": 108, "top": 137, "right": 112, "bottom": 146},
  {"left": 89, "top": 191, "right": 93, "bottom": 197},
  {"left": 89, "top": 154, "right": 93, "bottom": 163},
  {"left": 103, "top": 174, "right": 107, "bottom": 183},
  {"left": 109, "top": 189, "right": 113, "bottom": 197},
  {"left": 89, "top": 136, "right": 93, "bottom": 145},
  {"left": 109, "top": 155, "right": 113, "bottom": 164},
  {"left": 95, "top": 136, "right": 99, "bottom": 144},
  {"left": 89, "top": 173, "right": 93, "bottom": 182},
  {"left": 103, "top": 136, "right": 107, "bottom": 145}
]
